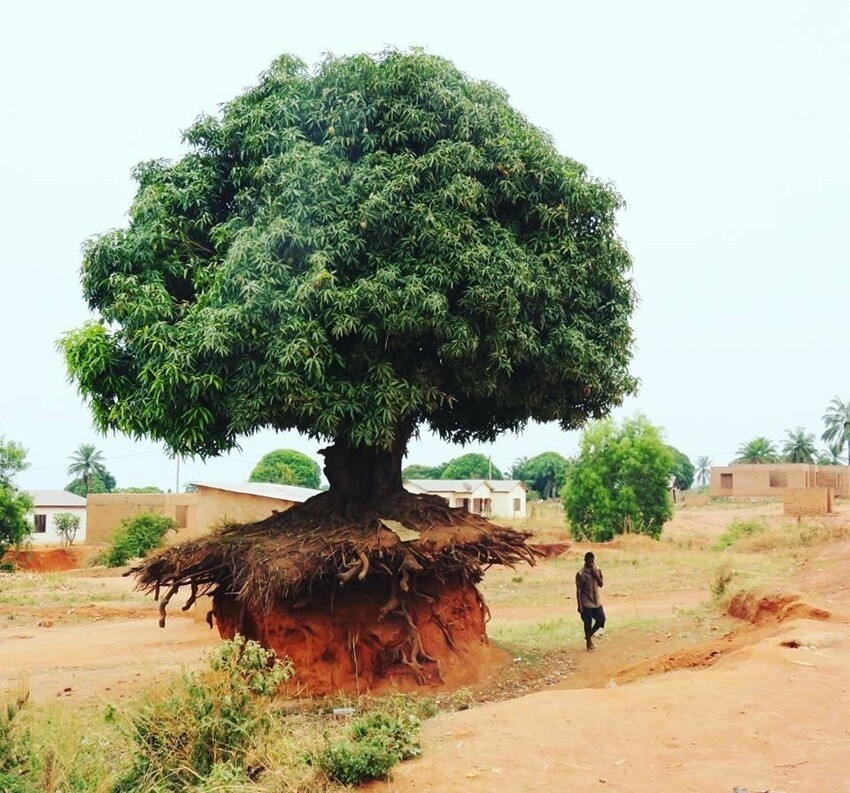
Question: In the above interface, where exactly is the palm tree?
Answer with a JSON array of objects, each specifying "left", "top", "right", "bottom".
[
  {"left": 695, "top": 456, "right": 712, "bottom": 487},
  {"left": 817, "top": 441, "right": 844, "bottom": 466},
  {"left": 67, "top": 443, "right": 108, "bottom": 496},
  {"left": 781, "top": 427, "right": 817, "bottom": 463},
  {"left": 822, "top": 396, "right": 850, "bottom": 466},
  {"left": 734, "top": 437, "right": 779, "bottom": 464}
]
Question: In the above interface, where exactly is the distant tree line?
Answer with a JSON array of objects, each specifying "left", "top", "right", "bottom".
[{"left": 731, "top": 396, "right": 850, "bottom": 466}]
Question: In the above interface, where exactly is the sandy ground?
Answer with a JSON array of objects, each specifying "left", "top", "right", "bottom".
[
  {"left": 370, "top": 536, "right": 850, "bottom": 793},
  {"left": 1, "top": 503, "right": 849, "bottom": 791},
  {"left": 0, "top": 573, "right": 220, "bottom": 703}
]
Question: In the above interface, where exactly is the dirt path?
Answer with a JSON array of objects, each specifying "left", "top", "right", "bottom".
[
  {"left": 3, "top": 519, "right": 849, "bottom": 790},
  {"left": 368, "top": 540, "right": 850, "bottom": 792},
  {"left": 0, "top": 612, "right": 219, "bottom": 703}
]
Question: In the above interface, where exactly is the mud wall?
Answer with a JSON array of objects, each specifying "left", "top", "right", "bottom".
[
  {"left": 710, "top": 464, "right": 850, "bottom": 498},
  {"left": 783, "top": 488, "right": 834, "bottom": 517},
  {"left": 194, "top": 487, "right": 295, "bottom": 541},
  {"left": 86, "top": 493, "right": 198, "bottom": 544}
]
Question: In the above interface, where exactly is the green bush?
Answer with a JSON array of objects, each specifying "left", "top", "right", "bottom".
[
  {"left": 713, "top": 519, "right": 768, "bottom": 550},
  {"left": 104, "top": 513, "right": 176, "bottom": 567},
  {"left": 563, "top": 416, "right": 673, "bottom": 542},
  {"left": 314, "top": 709, "right": 422, "bottom": 785},
  {"left": 114, "top": 635, "right": 293, "bottom": 792}
]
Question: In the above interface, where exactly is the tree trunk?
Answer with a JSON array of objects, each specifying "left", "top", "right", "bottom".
[{"left": 319, "top": 419, "right": 415, "bottom": 505}]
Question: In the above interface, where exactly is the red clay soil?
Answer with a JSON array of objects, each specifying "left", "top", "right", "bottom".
[
  {"left": 4, "top": 548, "right": 82, "bottom": 572},
  {"left": 527, "top": 542, "right": 569, "bottom": 559},
  {"left": 214, "top": 573, "right": 509, "bottom": 695},
  {"left": 727, "top": 590, "right": 831, "bottom": 625}
]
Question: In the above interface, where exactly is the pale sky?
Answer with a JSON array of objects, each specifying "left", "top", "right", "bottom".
[{"left": 2, "top": 0, "right": 848, "bottom": 491}]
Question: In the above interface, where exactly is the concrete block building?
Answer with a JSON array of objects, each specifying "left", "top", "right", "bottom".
[{"left": 710, "top": 464, "right": 849, "bottom": 498}]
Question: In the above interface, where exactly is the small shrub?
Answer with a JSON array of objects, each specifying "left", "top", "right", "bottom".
[
  {"left": 710, "top": 563, "right": 735, "bottom": 598},
  {"left": 104, "top": 513, "right": 176, "bottom": 567},
  {"left": 53, "top": 513, "right": 81, "bottom": 550},
  {"left": 314, "top": 708, "right": 422, "bottom": 785},
  {"left": 115, "top": 635, "right": 293, "bottom": 792},
  {"left": 713, "top": 519, "right": 768, "bottom": 550}
]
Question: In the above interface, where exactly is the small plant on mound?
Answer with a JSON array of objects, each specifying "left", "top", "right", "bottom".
[
  {"left": 710, "top": 563, "right": 735, "bottom": 598},
  {"left": 713, "top": 519, "right": 769, "bottom": 550},
  {"left": 113, "top": 635, "right": 293, "bottom": 792},
  {"left": 104, "top": 513, "right": 176, "bottom": 567},
  {"left": 314, "top": 708, "right": 422, "bottom": 786}
]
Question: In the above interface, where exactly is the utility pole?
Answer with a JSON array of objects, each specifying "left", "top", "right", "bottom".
[{"left": 175, "top": 456, "right": 180, "bottom": 493}]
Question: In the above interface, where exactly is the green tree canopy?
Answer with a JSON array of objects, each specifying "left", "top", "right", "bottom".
[
  {"left": 781, "top": 427, "right": 817, "bottom": 464},
  {"left": 65, "top": 470, "right": 116, "bottom": 498},
  {"left": 249, "top": 449, "right": 321, "bottom": 489},
  {"left": 817, "top": 441, "right": 844, "bottom": 466},
  {"left": 60, "top": 50, "right": 636, "bottom": 506},
  {"left": 511, "top": 451, "right": 570, "bottom": 499},
  {"left": 667, "top": 446, "right": 694, "bottom": 490},
  {"left": 0, "top": 438, "right": 28, "bottom": 487},
  {"left": 821, "top": 396, "right": 850, "bottom": 465},
  {"left": 733, "top": 437, "right": 779, "bottom": 464},
  {"left": 440, "top": 453, "right": 502, "bottom": 480},
  {"left": 562, "top": 416, "right": 673, "bottom": 541},
  {"left": 0, "top": 436, "right": 33, "bottom": 556},
  {"left": 402, "top": 463, "right": 446, "bottom": 480}
]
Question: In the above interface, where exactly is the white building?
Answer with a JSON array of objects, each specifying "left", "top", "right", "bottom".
[
  {"left": 404, "top": 479, "right": 527, "bottom": 518},
  {"left": 26, "top": 491, "right": 87, "bottom": 546}
]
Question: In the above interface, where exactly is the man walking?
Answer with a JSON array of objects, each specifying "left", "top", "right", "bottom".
[{"left": 576, "top": 551, "right": 605, "bottom": 651}]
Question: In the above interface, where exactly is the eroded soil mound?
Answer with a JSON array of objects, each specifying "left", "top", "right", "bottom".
[
  {"left": 727, "top": 590, "right": 830, "bottom": 625},
  {"left": 527, "top": 542, "right": 569, "bottom": 559},
  {"left": 214, "top": 572, "right": 508, "bottom": 695},
  {"left": 4, "top": 548, "right": 81, "bottom": 572}
]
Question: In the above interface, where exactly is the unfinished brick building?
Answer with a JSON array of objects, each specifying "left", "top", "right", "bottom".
[{"left": 710, "top": 464, "right": 850, "bottom": 499}]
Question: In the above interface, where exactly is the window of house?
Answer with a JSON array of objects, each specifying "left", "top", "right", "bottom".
[
  {"left": 769, "top": 472, "right": 788, "bottom": 488},
  {"left": 720, "top": 473, "right": 733, "bottom": 490},
  {"left": 482, "top": 498, "right": 492, "bottom": 514},
  {"left": 472, "top": 498, "right": 483, "bottom": 513},
  {"left": 33, "top": 514, "right": 47, "bottom": 533},
  {"left": 459, "top": 498, "right": 470, "bottom": 511},
  {"left": 513, "top": 498, "right": 521, "bottom": 512}
]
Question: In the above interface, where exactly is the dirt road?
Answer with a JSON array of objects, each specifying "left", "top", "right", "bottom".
[
  {"left": 2, "top": 507, "right": 849, "bottom": 790},
  {"left": 370, "top": 540, "right": 850, "bottom": 792}
]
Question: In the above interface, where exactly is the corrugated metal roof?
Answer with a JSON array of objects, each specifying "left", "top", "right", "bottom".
[
  {"left": 193, "top": 482, "right": 322, "bottom": 503},
  {"left": 26, "top": 490, "right": 87, "bottom": 507},
  {"left": 404, "top": 479, "right": 526, "bottom": 493}
]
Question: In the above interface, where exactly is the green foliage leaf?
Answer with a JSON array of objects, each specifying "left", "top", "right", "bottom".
[
  {"left": 734, "top": 436, "right": 779, "bottom": 465},
  {"left": 439, "top": 452, "right": 501, "bottom": 480},
  {"left": 667, "top": 446, "right": 694, "bottom": 490},
  {"left": 511, "top": 451, "right": 571, "bottom": 498},
  {"left": 0, "top": 437, "right": 32, "bottom": 556},
  {"left": 104, "top": 512, "right": 176, "bottom": 567},
  {"left": 562, "top": 416, "right": 673, "bottom": 541},
  {"left": 62, "top": 50, "right": 636, "bottom": 458},
  {"left": 248, "top": 449, "right": 321, "bottom": 488}
]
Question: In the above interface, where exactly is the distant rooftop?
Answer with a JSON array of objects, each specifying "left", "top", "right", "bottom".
[
  {"left": 405, "top": 479, "right": 526, "bottom": 493},
  {"left": 192, "top": 481, "right": 322, "bottom": 503},
  {"left": 27, "top": 490, "right": 87, "bottom": 508}
]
